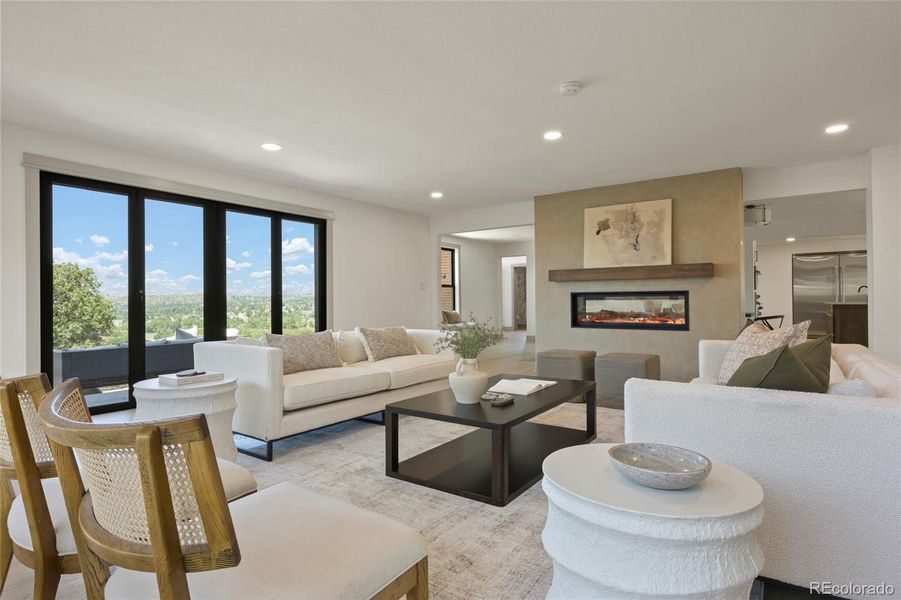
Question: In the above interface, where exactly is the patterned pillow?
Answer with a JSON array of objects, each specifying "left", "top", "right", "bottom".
[
  {"left": 355, "top": 327, "right": 419, "bottom": 361},
  {"left": 717, "top": 320, "right": 811, "bottom": 383},
  {"left": 262, "top": 330, "right": 343, "bottom": 374}
]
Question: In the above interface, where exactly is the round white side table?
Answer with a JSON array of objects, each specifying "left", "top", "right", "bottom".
[
  {"left": 133, "top": 377, "right": 238, "bottom": 462},
  {"left": 542, "top": 443, "right": 764, "bottom": 600}
]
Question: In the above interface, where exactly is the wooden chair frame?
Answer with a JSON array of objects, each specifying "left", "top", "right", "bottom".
[
  {"left": 40, "top": 377, "right": 240, "bottom": 599},
  {"left": 41, "top": 378, "right": 429, "bottom": 600},
  {"left": 0, "top": 374, "right": 81, "bottom": 599}
]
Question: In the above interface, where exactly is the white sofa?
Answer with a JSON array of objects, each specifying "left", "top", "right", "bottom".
[
  {"left": 194, "top": 329, "right": 457, "bottom": 460},
  {"left": 624, "top": 342, "right": 901, "bottom": 598}
]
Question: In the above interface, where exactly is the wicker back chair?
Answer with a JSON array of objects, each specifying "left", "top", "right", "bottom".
[
  {"left": 40, "top": 378, "right": 239, "bottom": 599},
  {"left": 0, "top": 374, "right": 81, "bottom": 599}
]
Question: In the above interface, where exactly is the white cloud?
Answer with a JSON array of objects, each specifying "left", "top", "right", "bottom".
[
  {"left": 75, "top": 238, "right": 83, "bottom": 244},
  {"left": 146, "top": 269, "right": 168, "bottom": 282},
  {"left": 171, "top": 241, "right": 179, "bottom": 247},
  {"left": 90, "top": 234, "right": 110, "bottom": 248},
  {"left": 250, "top": 270, "right": 271, "bottom": 279},
  {"left": 94, "top": 250, "right": 127, "bottom": 262},
  {"left": 281, "top": 237, "right": 314, "bottom": 261},
  {"left": 226, "top": 258, "right": 252, "bottom": 273},
  {"left": 145, "top": 244, "right": 154, "bottom": 252},
  {"left": 179, "top": 274, "right": 201, "bottom": 282},
  {"left": 285, "top": 264, "right": 311, "bottom": 275},
  {"left": 226, "top": 235, "right": 231, "bottom": 244},
  {"left": 232, "top": 280, "right": 243, "bottom": 286},
  {"left": 241, "top": 250, "right": 251, "bottom": 258}
]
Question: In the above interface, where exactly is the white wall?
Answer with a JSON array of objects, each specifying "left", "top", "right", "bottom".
[
  {"left": 867, "top": 145, "right": 901, "bottom": 363},
  {"left": 743, "top": 156, "right": 869, "bottom": 203},
  {"left": 756, "top": 235, "right": 867, "bottom": 325},
  {"left": 440, "top": 235, "right": 499, "bottom": 324},
  {"left": 0, "top": 122, "right": 432, "bottom": 375},
  {"left": 429, "top": 201, "right": 533, "bottom": 326}
]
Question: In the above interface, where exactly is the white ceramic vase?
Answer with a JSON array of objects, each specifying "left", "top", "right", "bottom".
[{"left": 449, "top": 358, "right": 489, "bottom": 404}]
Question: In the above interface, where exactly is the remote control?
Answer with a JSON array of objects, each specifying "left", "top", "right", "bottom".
[{"left": 489, "top": 395, "right": 514, "bottom": 407}]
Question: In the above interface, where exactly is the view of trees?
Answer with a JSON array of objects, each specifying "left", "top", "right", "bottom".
[
  {"left": 54, "top": 262, "right": 317, "bottom": 349},
  {"left": 52, "top": 263, "right": 116, "bottom": 349}
]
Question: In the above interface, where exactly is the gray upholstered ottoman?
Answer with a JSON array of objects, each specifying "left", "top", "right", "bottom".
[
  {"left": 536, "top": 349, "right": 597, "bottom": 402},
  {"left": 595, "top": 353, "right": 661, "bottom": 409}
]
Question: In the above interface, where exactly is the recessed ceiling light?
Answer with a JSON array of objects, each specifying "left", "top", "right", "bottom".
[
  {"left": 430, "top": 191, "right": 443, "bottom": 199},
  {"left": 825, "top": 124, "right": 848, "bottom": 134},
  {"left": 261, "top": 143, "right": 282, "bottom": 151},
  {"left": 786, "top": 237, "right": 796, "bottom": 242},
  {"left": 543, "top": 130, "right": 564, "bottom": 141}
]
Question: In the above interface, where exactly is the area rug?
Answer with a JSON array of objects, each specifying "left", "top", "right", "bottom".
[{"left": 237, "top": 404, "right": 625, "bottom": 600}]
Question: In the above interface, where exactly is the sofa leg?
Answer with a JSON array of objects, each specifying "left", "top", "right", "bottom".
[{"left": 236, "top": 438, "right": 273, "bottom": 461}]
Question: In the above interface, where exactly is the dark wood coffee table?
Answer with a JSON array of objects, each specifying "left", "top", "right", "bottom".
[{"left": 385, "top": 374, "right": 596, "bottom": 506}]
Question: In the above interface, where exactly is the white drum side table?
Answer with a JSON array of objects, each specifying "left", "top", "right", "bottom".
[
  {"left": 542, "top": 443, "right": 764, "bottom": 600},
  {"left": 133, "top": 377, "right": 238, "bottom": 461}
]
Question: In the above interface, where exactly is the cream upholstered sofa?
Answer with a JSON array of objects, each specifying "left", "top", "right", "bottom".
[
  {"left": 625, "top": 342, "right": 901, "bottom": 598},
  {"left": 194, "top": 329, "right": 456, "bottom": 460}
]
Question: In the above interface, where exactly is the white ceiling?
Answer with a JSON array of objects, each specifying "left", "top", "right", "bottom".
[
  {"left": 2, "top": 2, "right": 899, "bottom": 215},
  {"left": 451, "top": 225, "right": 534, "bottom": 243}
]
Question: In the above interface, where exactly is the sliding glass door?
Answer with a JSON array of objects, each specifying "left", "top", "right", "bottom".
[
  {"left": 41, "top": 172, "right": 326, "bottom": 414},
  {"left": 46, "top": 180, "right": 132, "bottom": 410},
  {"left": 144, "top": 197, "right": 205, "bottom": 378}
]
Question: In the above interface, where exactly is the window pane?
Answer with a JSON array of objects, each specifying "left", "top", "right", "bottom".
[
  {"left": 226, "top": 211, "right": 271, "bottom": 338},
  {"left": 144, "top": 199, "right": 204, "bottom": 376},
  {"left": 51, "top": 184, "right": 129, "bottom": 410},
  {"left": 440, "top": 248, "right": 453, "bottom": 285},
  {"left": 282, "top": 220, "right": 317, "bottom": 335}
]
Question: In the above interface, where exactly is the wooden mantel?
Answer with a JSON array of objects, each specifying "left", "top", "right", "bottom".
[{"left": 548, "top": 262, "right": 715, "bottom": 282}]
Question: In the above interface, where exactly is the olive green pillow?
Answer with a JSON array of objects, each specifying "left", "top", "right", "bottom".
[{"left": 727, "top": 336, "right": 832, "bottom": 393}]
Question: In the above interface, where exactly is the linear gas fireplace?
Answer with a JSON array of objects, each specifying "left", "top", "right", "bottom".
[{"left": 571, "top": 291, "right": 689, "bottom": 331}]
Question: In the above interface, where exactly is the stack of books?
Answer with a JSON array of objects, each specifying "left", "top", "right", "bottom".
[{"left": 158, "top": 370, "right": 224, "bottom": 387}]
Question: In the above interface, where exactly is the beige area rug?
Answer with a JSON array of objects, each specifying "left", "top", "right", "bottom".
[{"left": 239, "top": 404, "right": 625, "bottom": 600}]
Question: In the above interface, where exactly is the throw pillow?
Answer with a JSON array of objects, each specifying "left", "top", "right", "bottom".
[
  {"left": 717, "top": 320, "right": 811, "bottom": 383},
  {"left": 726, "top": 345, "right": 820, "bottom": 392},
  {"left": 789, "top": 335, "right": 832, "bottom": 390},
  {"left": 262, "top": 330, "right": 343, "bottom": 374},
  {"left": 355, "top": 327, "right": 419, "bottom": 361},
  {"left": 336, "top": 330, "right": 368, "bottom": 364},
  {"left": 442, "top": 310, "right": 463, "bottom": 324}
]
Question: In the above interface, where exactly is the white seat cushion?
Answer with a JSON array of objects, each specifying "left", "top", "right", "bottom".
[
  {"left": 216, "top": 458, "right": 257, "bottom": 501},
  {"left": 690, "top": 376, "right": 719, "bottom": 385},
  {"left": 8, "top": 476, "right": 77, "bottom": 555},
  {"left": 365, "top": 354, "right": 456, "bottom": 389},
  {"left": 104, "top": 482, "right": 428, "bottom": 600},
  {"left": 282, "top": 366, "right": 390, "bottom": 410}
]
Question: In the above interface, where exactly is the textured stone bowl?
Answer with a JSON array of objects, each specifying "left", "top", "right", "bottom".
[{"left": 608, "top": 443, "right": 712, "bottom": 490}]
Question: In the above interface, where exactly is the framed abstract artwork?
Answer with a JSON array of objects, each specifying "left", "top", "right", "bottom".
[{"left": 583, "top": 198, "right": 672, "bottom": 268}]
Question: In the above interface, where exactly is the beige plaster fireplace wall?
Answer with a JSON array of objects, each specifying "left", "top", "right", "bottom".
[{"left": 535, "top": 168, "right": 743, "bottom": 382}]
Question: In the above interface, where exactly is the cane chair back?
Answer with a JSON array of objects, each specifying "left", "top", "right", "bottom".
[
  {"left": 39, "top": 378, "right": 240, "bottom": 600},
  {"left": 0, "top": 374, "right": 81, "bottom": 599}
]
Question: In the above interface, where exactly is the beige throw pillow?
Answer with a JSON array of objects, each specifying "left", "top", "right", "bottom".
[
  {"left": 355, "top": 327, "right": 419, "bottom": 361},
  {"left": 263, "top": 330, "right": 343, "bottom": 374},
  {"left": 717, "top": 320, "right": 811, "bottom": 384}
]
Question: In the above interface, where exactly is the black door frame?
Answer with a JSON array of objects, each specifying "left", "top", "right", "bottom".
[{"left": 40, "top": 171, "right": 327, "bottom": 414}]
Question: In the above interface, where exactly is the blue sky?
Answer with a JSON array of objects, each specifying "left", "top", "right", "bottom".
[{"left": 52, "top": 184, "right": 316, "bottom": 297}]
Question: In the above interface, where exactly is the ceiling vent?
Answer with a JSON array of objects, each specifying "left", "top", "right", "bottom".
[
  {"left": 744, "top": 204, "right": 772, "bottom": 227},
  {"left": 559, "top": 81, "right": 584, "bottom": 97}
]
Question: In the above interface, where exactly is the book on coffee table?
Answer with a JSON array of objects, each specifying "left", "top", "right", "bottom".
[
  {"left": 488, "top": 378, "right": 557, "bottom": 396},
  {"left": 158, "top": 370, "right": 224, "bottom": 387}
]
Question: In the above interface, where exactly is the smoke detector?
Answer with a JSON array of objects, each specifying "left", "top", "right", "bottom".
[{"left": 559, "top": 81, "right": 584, "bottom": 97}]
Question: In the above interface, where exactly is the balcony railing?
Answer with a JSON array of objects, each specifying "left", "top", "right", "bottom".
[{"left": 52, "top": 337, "right": 202, "bottom": 389}]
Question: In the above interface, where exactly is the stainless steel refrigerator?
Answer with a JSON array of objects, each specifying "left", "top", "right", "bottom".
[{"left": 792, "top": 251, "right": 868, "bottom": 337}]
